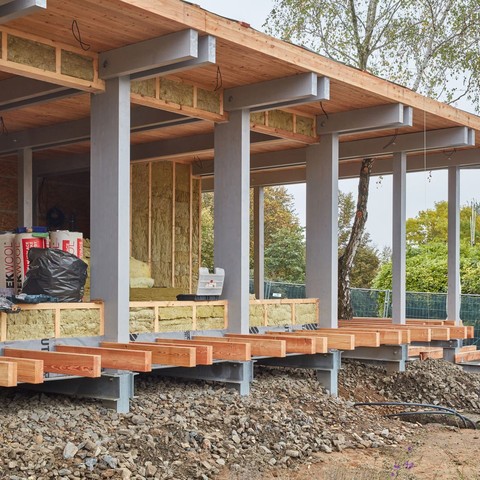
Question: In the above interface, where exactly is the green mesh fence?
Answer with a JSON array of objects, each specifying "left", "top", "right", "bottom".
[{"left": 249, "top": 280, "right": 480, "bottom": 344}]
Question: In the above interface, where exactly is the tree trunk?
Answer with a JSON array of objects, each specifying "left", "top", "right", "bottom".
[{"left": 338, "top": 158, "right": 374, "bottom": 320}]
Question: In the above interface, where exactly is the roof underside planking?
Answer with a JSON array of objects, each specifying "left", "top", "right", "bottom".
[{"left": 0, "top": 0, "right": 479, "bottom": 185}]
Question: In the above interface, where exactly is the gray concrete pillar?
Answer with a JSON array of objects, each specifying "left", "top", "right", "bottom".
[
  {"left": 392, "top": 151, "right": 406, "bottom": 324},
  {"left": 447, "top": 166, "right": 461, "bottom": 324},
  {"left": 17, "top": 147, "right": 33, "bottom": 227},
  {"left": 306, "top": 134, "right": 339, "bottom": 328},
  {"left": 90, "top": 77, "right": 131, "bottom": 342},
  {"left": 214, "top": 109, "right": 250, "bottom": 333},
  {"left": 254, "top": 186, "right": 265, "bottom": 300}
]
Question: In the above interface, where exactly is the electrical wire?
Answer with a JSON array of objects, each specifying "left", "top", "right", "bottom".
[
  {"left": 214, "top": 66, "right": 223, "bottom": 91},
  {"left": 71, "top": 20, "right": 91, "bottom": 51}
]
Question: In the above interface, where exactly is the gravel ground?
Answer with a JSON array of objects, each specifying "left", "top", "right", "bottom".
[{"left": 0, "top": 359, "right": 478, "bottom": 479}]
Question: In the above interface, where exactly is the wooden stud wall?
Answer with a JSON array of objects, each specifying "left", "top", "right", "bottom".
[{"left": 131, "top": 160, "right": 202, "bottom": 291}]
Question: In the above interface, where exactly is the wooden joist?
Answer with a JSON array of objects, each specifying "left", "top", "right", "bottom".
[
  {"left": 203, "top": 335, "right": 286, "bottom": 357},
  {"left": 278, "top": 330, "right": 355, "bottom": 350},
  {"left": 3, "top": 348, "right": 101, "bottom": 378},
  {"left": 56, "top": 345, "right": 152, "bottom": 372},
  {"left": 317, "top": 329, "right": 380, "bottom": 348},
  {"left": 101, "top": 342, "right": 196, "bottom": 367},
  {"left": 339, "top": 321, "right": 432, "bottom": 342},
  {"left": 408, "top": 346, "right": 443, "bottom": 360},
  {"left": 265, "top": 331, "right": 337, "bottom": 352},
  {"left": 448, "top": 326, "right": 469, "bottom": 339},
  {"left": 0, "top": 361, "right": 17, "bottom": 387},
  {"left": 466, "top": 326, "right": 475, "bottom": 339},
  {"left": 263, "top": 333, "right": 319, "bottom": 354},
  {"left": 155, "top": 338, "right": 251, "bottom": 362},
  {"left": 135, "top": 341, "right": 213, "bottom": 365},
  {"left": 455, "top": 349, "right": 480, "bottom": 364},
  {"left": 339, "top": 326, "right": 411, "bottom": 344},
  {"left": 0, "top": 357, "right": 43, "bottom": 384},
  {"left": 321, "top": 327, "right": 403, "bottom": 345},
  {"left": 460, "top": 345, "right": 478, "bottom": 352}
]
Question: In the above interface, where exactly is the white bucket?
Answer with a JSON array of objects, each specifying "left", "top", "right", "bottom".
[
  {"left": 0, "top": 233, "right": 16, "bottom": 295},
  {"left": 50, "top": 231, "right": 83, "bottom": 259},
  {"left": 14, "top": 233, "right": 48, "bottom": 293}
]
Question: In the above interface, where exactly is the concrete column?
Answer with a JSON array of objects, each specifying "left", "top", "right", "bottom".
[
  {"left": 17, "top": 147, "right": 33, "bottom": 227},
  {"left": 447, "top": 166, "right": 461, "bottom": 324},
  {"left": 306, "top": 134, "right": 339, "bottom": 328},
  {"left": 253, "top": 186, "right": 265, "bottom": 300},
  {"left": 214, "top": 109, "right": 250, "bottom": 333},
  {"left": 392, "top": 151, "right": 406, "bottom": 324},
  {"left": 90, "top": 77, "right": 131, "bottom": 342}
]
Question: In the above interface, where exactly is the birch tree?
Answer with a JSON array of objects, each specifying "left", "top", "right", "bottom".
[{"left": 265, "top": 0, "right": 480, "bottom": 318}]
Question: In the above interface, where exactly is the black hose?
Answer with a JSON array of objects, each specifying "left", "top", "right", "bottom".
[
  {"left": 354, "top": 401, "right": 477, "bottom": 429},
  {"left": 385, "top": 410, "right": 477, "bottom": 429}
]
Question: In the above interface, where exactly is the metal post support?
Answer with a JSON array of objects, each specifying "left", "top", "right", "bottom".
[
  {"left": 214, "top": 109, "right": 250, "bottom": 334},
  {"left": 306, "top": 135, "right": 339, "bottom": 328},
  {"left": 342, "top": 345, "right": 408, "bottom": 373},
  {"left": 90, "top": 77, "right": 131, "bottom": 343},
  {"left": 392, "top": 152, "right": 407, "bottom": 324},
  {"left": 17, "top": 147, "right": 33, "bottom": 227},
  {"left": 19, "top": 372, "right": 135, "bottom": 413},
  {"left": 254, "top": 186, "right": 265, "bottom": 300},
  {"left": 256, "top": 351, "right": 341, "bottom": 396},
  {"left": 158, "top": 361, "right": 253, "bottom": 396},
  {"left": 447, "top": 166, "right": 461, "bottom": 324}
]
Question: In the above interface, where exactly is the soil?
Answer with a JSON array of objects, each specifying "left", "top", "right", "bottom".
[{"left": 241, "top": 424, "right": 480, "bottom": 479}]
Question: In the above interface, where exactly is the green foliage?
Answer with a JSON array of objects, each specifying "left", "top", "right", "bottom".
[
  {"left": 374, "top": 202, "right": 480, "bottom": 293},
  {"left": 201, "top": 187, "right": 306, "bottom": 283},
  {"left": 265, "top": 0, "right": 480, "bottom": 108}
]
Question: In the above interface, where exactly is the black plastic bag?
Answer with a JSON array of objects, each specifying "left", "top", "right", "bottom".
[{"left": 22, "top": 248, "right": 88, "bottom": 302}]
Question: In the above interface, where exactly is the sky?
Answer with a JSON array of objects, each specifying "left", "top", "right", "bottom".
[{"left": 195, "top": 0, "right": 480, "bottom": 250}]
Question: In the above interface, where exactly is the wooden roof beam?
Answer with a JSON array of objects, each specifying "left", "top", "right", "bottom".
[
  {"left": 0, "top": 0, "right": 45, "bottom": 25},
  {"left": 317, "top": 104, "right": 413, "bottom": 135},
  {"left": 99, "top": 29, "right": 203, "bottom": 80},
  {"left": 224, "top": 73, "right": 329, "bottom": 112}
]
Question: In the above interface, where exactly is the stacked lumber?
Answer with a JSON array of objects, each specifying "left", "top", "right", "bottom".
[
  {"left": 455, "top": 345, "right": 480, "bottom": 364},
  {"left": 408, "top": 346, "right": 444, "bottom": 360}
]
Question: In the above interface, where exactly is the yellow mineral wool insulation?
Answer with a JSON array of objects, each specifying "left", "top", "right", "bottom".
[
  {"left": 130, "top": 277, "right": 155, "bottom": 288},
  {"left": 6, "top": 310, "right": 55, "bottom": 341},
  {"left": 295, "top": 303, "right": 317, "bottom": 325},
  {"left": 265, "top": 304, "right": 292, "bottom": 326},
  {"left": 130, "top": 308, "right": 156, "bottom": 333},
  {"left": 130, "top": 257, "right": 151, "bottom": 278},
  {"left": 249, "top": 304, "right": 266, "bottom": 327},
  {"left": 131, "top": 162, "right": 150, "bottom": 264},
  {"left": 59, "top": 309, "right": 101, "bottom": 337},
  {"left": 151, "top": 161, "right": 173, "bottom": 287}
]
